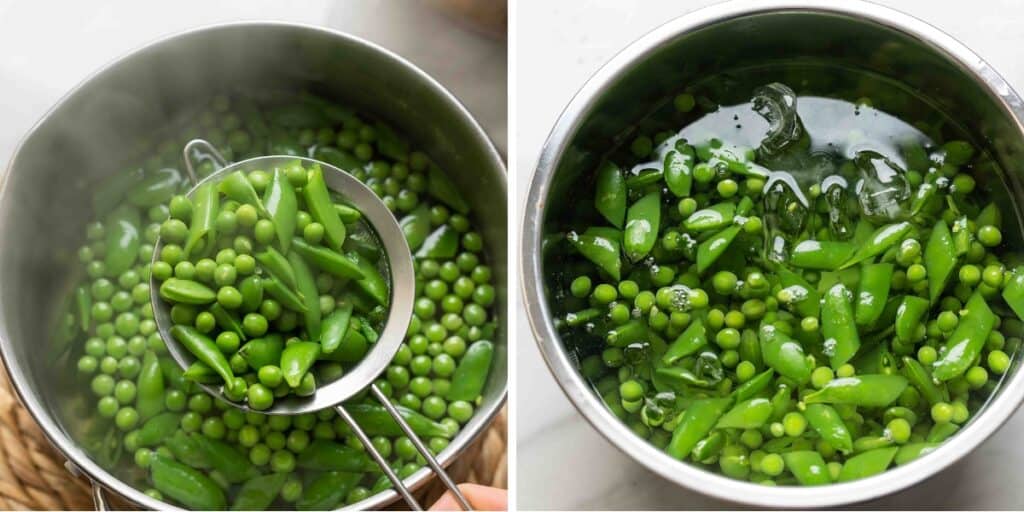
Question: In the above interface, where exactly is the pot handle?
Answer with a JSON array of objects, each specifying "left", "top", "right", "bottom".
[{"left": 182, "top": 138, "right": 228, "bottom": 185}]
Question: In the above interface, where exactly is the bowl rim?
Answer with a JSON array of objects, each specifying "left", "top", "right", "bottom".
[
  {"left": 0, "top": 19, "right": 507, "bottom": 511},
  {"left": 521, "top": 0, "right": 1024, "bottom": 507}
]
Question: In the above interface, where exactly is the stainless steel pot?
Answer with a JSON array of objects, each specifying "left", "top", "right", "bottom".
[
  {"left": 0, "top": 21, "right": 506, "bottom": 510},
  {"left": 522, "top": 0, "right": 1024, "bottom": 507}
]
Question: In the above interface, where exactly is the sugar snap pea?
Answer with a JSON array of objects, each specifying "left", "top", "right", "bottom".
[
  {"left": 759, "top": 324, "right": 812, "bottom": 384},
  {"left": 104, "top": 205, "right": 141, "bottom": 275},
  {"left": 170, "top": 325, "right": 234, "bottom": 386},
  {"left": 297, "top": 470, "right": 361, "bottom": 511},
  {"left": 281, "top": 341, "right": 321, "bottom": 388},
  {"left": 803, "top": 374, "right": 908, "bottom": 407},
  {"left": 346, "top": 403, "right": 457, "bottom": 438},
  {"left": 595, "top": 161, "right": 627, "bottom": 228},
  {"left": 446, "top": 339, "right": 494, "bottom": 402},
  {"left": 933, "top": 292, "right": 996, "bottom": 381},
  {"left": 263, "top": 167, "right": 297, "bottom": 251},
  {"left": 822, "top": 283, "right": 860, "bottom": 368},
  {"left": 837, "top": 447, "right": 898, "bottom": 482},
  {"left": 183, "top": 182, "right": 218, "bottom": 258},
  {"left": 624, "top": 190, "right": 661, "bottom": 262},
  {"left": 783, "top": 451, "right": 832, "bottom": 485},
  {"left": 150, "top": 454, "right": 226, "bottom": 510},
  {"left": 231, "top": 473, "right": 288, "bottom": 511},
  {"left": 666, "top": 398, "right": 732, "bottom": 460}
]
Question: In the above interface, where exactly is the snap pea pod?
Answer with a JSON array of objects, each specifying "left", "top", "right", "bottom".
[
  {"left": 75, "top": 285, "right": 91, "bottom": 332},
  {"left": 783, "top": 451, "right": 832, "bottom": 485},
  {"left": 159, "top": 278, "right": 217, "bottom": 305},
  {"left": 238, "top": 276, "right": 264, "bottom": 313},
  {"left": 664, "top": 144, "right": 695, "bottom": 198},
  {"left": 446, "top": 340, "right": 494, "bottom": 401},
  {"left": 567, "top": 230, "right": 621, "bottom": 281},
  {"left": 263, "top": 167, "right": 297, "bottom": 251},
  {"left": 662, "top": 317, "right": 706, "bottom": 365},
  {"left": 399, "top": 204, "right": 431, "bottom": 251},
  {"left": 416, "top": 224, "right": 459, "bottom": 259},
  {"left": 318, "top": 329, "right": 369, "bottom": 364},
  {"left": 715, "top": 398, "right": 772, "bottom": 429},
  {"left": 183, "top": 361, "right": 220, "bottom": 384},
  {"left": 346, "top": 252, "right": 389, "bottom": 306},
  {"left": 854, "top": 263, "right": 893, "bottom": 326},
  {"left": 666, "top": 398, "right": 732, "bottom": 460},
  {"left": 302, "top": 165, "right": 346, "bottom": 251},
  {"left": 656, "top": 366, "right": 715, "bottom": 389},
  {"left": 255, "top": 246, "right": 298, "bottom": 291},
  {"left": 190, "top": 433, "right": 261, "bottom": 483},
  {"left": 803, "top": 375, "right": 908, "bottom": 407},
  {"left": 789, "top": 240, "right": 855, "bottom": 270},
  {"left": 696, "top": 225, "right": 741, "bottom": 273},
  {"left": 345, "top": 403, "right": 457, "bottom": 438},
  {"left": 759, "top": 324, "right": 812, "bottom": 384},
  {"left": 624, "top": 190, "right": 661, "bottom": 262},
  {"left": 290, "top": 238, "right": 365, "bottom": 280},
  {"left": 231, "top": 473, "right": 288, "bottom": 511},
  {"left": 976, "top": 202, "right": 1001, "bottom": 229},
  {"left": 281, "top": 341, "right": 321, "bottom": 388},
  {"left": 895, "top": 296, "right": 929, "bottom": 342},
  {"left": 333, "top": 202, "right": 362, "bottom": 224},
  {"left": 183, "top": 181, "right": 218, "bottom": 258},
  {"left": 952, "top": 216, "right": 972, "bottom": 256},
  {"left": 595, "top": 161, "right": 627, "bottom": 228},
  {"left": 691, "top": 431, "right": 725, "bottom": 461},
  {"left": 925, "top": 220, "right": 956, "bottom": 303},
  {"left": 262, "top": 277, "right": 308, "bottom": 313},
  {"left": 1002, "top": 267, "right": 1024, "bottom": 321},
  {"left": 822, "top": 283, "right": 860, "bottom": 368},
  {"left": 732, "top": 369, "right": 774, "bottom": 402},
  {"left": 933, "top": 292, "right": 996, "bottom": 381},
  {"left": 372, "top": 121, "right": 409, "bottom": 161},
  {"left": 135, "top": 412, "right": 181, "bottom": 447},
  {"left": 150, "top": 454, "right": 227, "bottom": 510},
  {"left": 296, "top": 440, "right": 378, "bottom": 472},
  {"left": 218, "top": 170, "right": 268, "bottom": 216},
  {"left": 926, "top": 422, "right": 960, "bottom": 443},
  {"left": 297, "top": 471, "right": 361, "bottom": 511},
  {"left": 804, "top": 403, "right": 853, "bottom": 454},
  {"left": 135, "top": 351, "right": 165, "bottom": 421},
  {"left": 170, "top": 325, "right": 234, "bottom": 386},
  {"left": 836, "top": 447, "right": 898, "bottom": 482},
  {"left": 738, "top": 329, "right": 763, "bottom": 371},
  {"left": 427, "top": 164, "right": 471, "bottom": 214},
  {"left": 167, "top": 429, "right": 210, "bottom": 468},
  {"left": 778, "top": 268, "right": 819, "bottom": 318},
  {"left": 287, "top": 251, "right": 322, "bottom": 340},
  {"left": 895, "top": 443, "right": 939, "bottom": 466},
  {"left": 158, "top": 357, "right": 190, "bottom": 392},
  {"left": 840, "top": 222, "right": 912, "bottom": 269},
  {"left": 320, "top": 304, "right": 353, "bottom": 354},
  {"left": 901, "top": 357, "right": 948, "bottom": 406},
  {"left": 684, "top": 202, "right": 735, "bottom": 231},
  {"left": 606, "top": 320, "right": 649, "bottom": 347},
  {"left": 565, "top": 308, "right": 601, "bottom": 327},
  {"left": 626, "top": 167, "right": 663, "bottom": 189},
  {"left": 238, "top": 335, "right": 284, "bottom": 370},
  {"left": 209, "top": 303, "right": 246, "bottom": 341},
  {"left": 104, "top": 205, "right": 141, "bottom": 275}
]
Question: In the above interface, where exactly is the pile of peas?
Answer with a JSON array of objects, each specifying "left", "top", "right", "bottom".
[
  {"left": 64, "top": 93, "right": 497, "bottom": 509},
  {"left": 551, "top": 86, "right": 1023, "bottom": 486}
]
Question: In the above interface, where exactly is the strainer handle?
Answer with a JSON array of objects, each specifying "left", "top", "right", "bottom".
[
  {"left": 182, "top": 139, "right": 228, "bottom": 185},
  {"left": 334, "top": 383, "right": 473, "bottom": 511},
  {"left": 90, "top": 481, "right": 109, "bottom": 511}
]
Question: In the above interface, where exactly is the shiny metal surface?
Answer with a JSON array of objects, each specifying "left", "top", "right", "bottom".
[
  {"left": 0, "top": 21, "right": 506, "bottom": 511},
  {"left": 152, "top": 149, "right": 416, "bottom": 414},
  {"left": 522, "top": 0, "right": 1024, "bottom": 507}
]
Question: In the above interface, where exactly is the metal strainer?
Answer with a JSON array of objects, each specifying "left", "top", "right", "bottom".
[{"left": 150, "top": 139, "right": 470, "bottom": 510}]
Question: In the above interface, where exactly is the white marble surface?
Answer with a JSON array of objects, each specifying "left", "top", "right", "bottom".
[
  {"left": 0, "top": 0, "right": 507, "bottom": 163},
  {"left": 515, "top": 0, "right": 1024, "bottom": 509}
]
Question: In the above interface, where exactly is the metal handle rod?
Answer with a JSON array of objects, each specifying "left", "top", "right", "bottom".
[
  {"left": 182, "top": 139, "right": 228, "bottom": 185},
  {"left": 370, "top": 384, "right": 473, "bottom": 511},
  {"left": 335, "top": 399, "right": 423, "bottom": 511}
]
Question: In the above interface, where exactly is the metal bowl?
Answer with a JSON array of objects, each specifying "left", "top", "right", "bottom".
[
  {"left": 0, "top": 21, "right": 506, "bottom": 510},
  {"left": 522, "top": 0, "right": 1024, "bottom": 507}
]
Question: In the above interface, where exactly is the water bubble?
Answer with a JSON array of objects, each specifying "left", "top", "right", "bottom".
[{"left": 763, "top": 172, "right": 810, "bottom": 263}]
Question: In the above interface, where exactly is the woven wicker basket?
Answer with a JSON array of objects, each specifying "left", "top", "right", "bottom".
[{"left": 0, "top": 364, "right": 506, "bottom": 510}]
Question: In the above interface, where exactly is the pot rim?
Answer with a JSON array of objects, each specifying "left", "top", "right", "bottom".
[
  {"left": 0, "top": 19, "right": 506, "bottom": 511},
  {"left": 521, "top": 0, "right": 1024, "bottom": 507}
]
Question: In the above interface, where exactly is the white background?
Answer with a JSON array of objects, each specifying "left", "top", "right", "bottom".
[
  {"left": 0, "top": 0, "right": 507, "bottom": 162},
  {"left": 515, "top": 0, "right": 1024, "bottom": 509}
]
